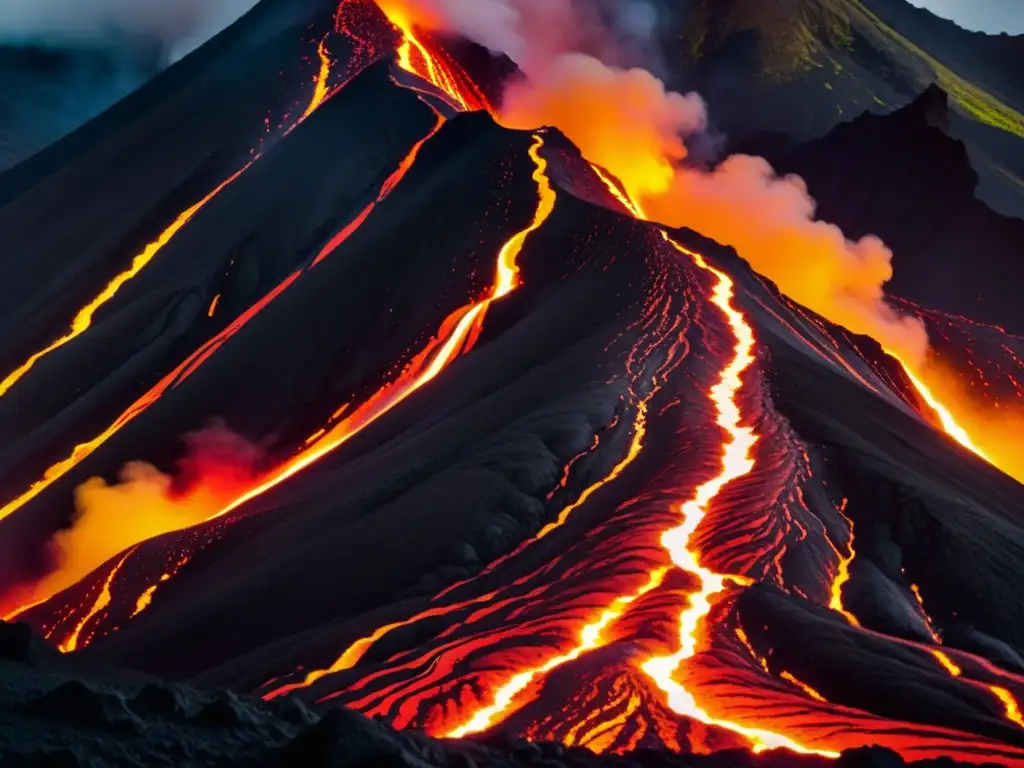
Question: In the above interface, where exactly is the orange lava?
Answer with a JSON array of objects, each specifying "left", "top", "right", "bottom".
[
  {"left": 386, "top": 9, "right": 484, "bottom": 112},
  {"left": 639, "top": 238, "right": 835, "bottom": 758},
  {"left": 590, "top": 165, "right": 835, "bottom": 755},
  {"left": 131, "top": 583, "right": 159, "bottom": 618},
  {"left": 0, "top": 270, "right": 303, "bottom": 529},
  {"left": 302, "top": 37, "right": 334, "bottom": 120},
  {"left": 0, "top": 166, "right": 249, "bottom": 401},
  {"left": 993, "top": 686, "right": 1024, "bottom": 728},
  {"left": 827, "top": 499, "right": 860, "bottom": 627},
  {"left": 445, "top": 567, "right": 670, "bottom": 738},
  {"left": 931, "top": 649, "right": 963, "bottom": 677},
  {"left": 212, "top": 134, "right": 553, "bottom": 522},
  {"left": 889, "top": 352, "right": 993, "bottom": 464},
  {"left": 781, "top": 671, "right": 827, "bottom": 702},
  {"left": 58, "top": 548, "right": 134, "bottom": 653}
]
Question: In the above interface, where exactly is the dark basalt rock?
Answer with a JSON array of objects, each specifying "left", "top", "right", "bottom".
[
  {"left": 0, "top": 620, "right": 59, "bottom": 665},
  {"left": 763, "top": 84, "right": 1024, "bottom": 333},
  {"left": 21, "top": 680, "right": 139, "bottom": 731},
  {"left": 275, "top": 707, "right": 406, "bottom": 767},
  {"left": 190, "top": 690, "right": 260, "bottom": 728},
  {"left": 130, "top": 683, "right": 187, "bottom": 719},
  {"left": 836, "top": 746, "right": 909, "bottom": 768}
]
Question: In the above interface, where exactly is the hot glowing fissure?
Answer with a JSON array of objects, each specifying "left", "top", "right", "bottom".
[
  {"left": 638, "top": 237, "right": 837, "bottom": 759},
  {"left": 2, "top": 15, "right": 467, "bottom": 620},
  {"left": 0, "top": 12, "right": 359, "bottom": 405}
]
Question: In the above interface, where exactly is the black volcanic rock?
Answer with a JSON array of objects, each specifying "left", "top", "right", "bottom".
[
  {"left": 763, "top": 85, "right": 1024, "bottom": 332},
  {"left": 0, "top": 620, "right": 56, "bottom": 665},
  {"left": 2, "top": 623, "right": 826, "bottom": 768},
  {"left": 21, "top": 681, "right": 140, "bottom": 731}
]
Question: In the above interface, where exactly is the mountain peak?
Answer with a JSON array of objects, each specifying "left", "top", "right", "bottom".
[{"left": 902, "top": 82, "right": 951, "bottom": 133}]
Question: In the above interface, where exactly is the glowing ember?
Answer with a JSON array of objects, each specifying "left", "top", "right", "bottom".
[{"left": 58, "top": 549, "right": 135, "bottom": 653}]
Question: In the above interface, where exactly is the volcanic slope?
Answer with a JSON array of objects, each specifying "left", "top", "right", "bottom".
[
  {"left": 661, "top": 0, "right": 1024, "bottom": 216},
  {"left": 3, "top": 1, "right": 1024, "bottom": 767},
  {"left": 760, "top": 84, "right": 1024, "bottom": 335}
]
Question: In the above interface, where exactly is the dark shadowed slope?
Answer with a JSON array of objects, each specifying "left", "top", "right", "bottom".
[
  {"left": 2, "top": 1, "right": 1024, "bottom": 767},
  {"left": 758, "top": 84, "right": 1024, "bottom": 335},
  {"left": 658, "top": 0, "right": 1024, "bottom": 216}
]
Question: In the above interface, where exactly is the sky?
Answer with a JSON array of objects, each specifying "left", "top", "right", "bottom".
[
  {"left": 908, "top": 0, "right": 1024, "bottom": 34},
  {"left": 0, "top": 0, "right": 260, "bottom": 60}
]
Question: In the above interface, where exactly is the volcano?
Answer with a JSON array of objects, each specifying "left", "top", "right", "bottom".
[{"left": 2, "top": 1, "right": 1024, "bottom": 767}]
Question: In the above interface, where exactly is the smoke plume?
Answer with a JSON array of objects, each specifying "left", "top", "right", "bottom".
[
  {"left": 378, "top": 0, "right": 928, "bottom": 365},
  {"left": 0, "top": 0, "right": 259, "bottom": 60},
  {"left": 2, "top": 424, "right": 261, "bottom": 614}
]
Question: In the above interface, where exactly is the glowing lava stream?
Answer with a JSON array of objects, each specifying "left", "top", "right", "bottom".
[
  {"left": 586, "top": 166, "right": 836, "bottom": 755},
  {"left": 887, "top": 353, "right": 993, "bottom": 464},
  {"left": 387, "top": 10, "right": 485, "bottom": 112},
  {"left": 213, "top": 134, "right": 554, "bottom": 521},
  {"left": 264, "top": 277, "right": 686, "bottom": 700},
  {"left": 0, "top": 108, "right": 444, "bottom": 529},
  {"left": 4, "top": 17, "right": 498, "bottom": 623},
  {"left": 58, "top": 548, "right": 135, "bottom": 653},
  {"left": 445, "top": 567, "right": 670, "bottom": 738},
  {"left": 0, "top": 15, "right": 353, "bottom": 403},
  {"left": 0, "top": 167, "right": 248, "bottom": 400},
  {"left": 636, "top": 240, "right": 834, "bottom": 758}
]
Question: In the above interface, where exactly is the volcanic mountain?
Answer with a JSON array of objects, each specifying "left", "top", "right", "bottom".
[
  {"left": 660, "top": 0, "right": 1024, "bottom": 216},
  {"left": 1, "top": 0, "right": 1024, "bottom": 767}
]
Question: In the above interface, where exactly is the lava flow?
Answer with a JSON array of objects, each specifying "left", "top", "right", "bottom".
[
  {"left": 17, "top": 130, "right": 554, "bottom": 642},
  {"left": 0, "top": 4, "right": 382, "bottom": 527},
  {"left": 638, "top": 238, "right": 834, "bottom": 758},
  {"left": 0, "top": 167, "right": 247, "bottom": 400},
  {"left": 384, "top": 5, "right": 487, "bottom": 112},
  {"left": 0, "top": 9, "right": 364, "bottom": 403},
  {"left": 213, "top": 133, "right": 554, "bottom": 521},
  {"left": 263, "top": 244, "right": 694, "bottom": 703}
]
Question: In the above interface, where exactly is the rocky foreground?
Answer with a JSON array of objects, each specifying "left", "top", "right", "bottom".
[{"left": 0, "top": 621, "right": 986, "bottom": 768}]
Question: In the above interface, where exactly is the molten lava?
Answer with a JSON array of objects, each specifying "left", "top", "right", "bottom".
[
  {"left": 445, "top": 568, "right": 670, "bottom": 738},
  {"left": 58, "top": 548, "right": 135, "bottom": 653},
  {"left": 888, "top": 352, "right": 993, "bottom": 464},
  {"left": 0, "top": 166, "right": 248, "bottom": 401},
  {"left": 211, "top": 133, "right": 554, "bottom": 522},
  {"left": 639, "top": 238, "right": 836, "bottom": 758},
  {"left": 385, "top": 6, "right": 486, "bottom": 112}
]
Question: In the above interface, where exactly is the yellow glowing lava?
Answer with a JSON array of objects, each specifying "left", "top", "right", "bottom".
[
  {"left": 58, "top": 549, "right": 134, "bottom": 653},
  {"left": 0, "top": 167, "right": 249, "bottom": 400},
  {"left": 640, "top": 239, "right": 834, "bottom": 757},
  {"left": 445, "top": 567, "right": 669, "bottom": 738},
  {"left": 888, "top": 353, "right": 993, "bottom": 464}
]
